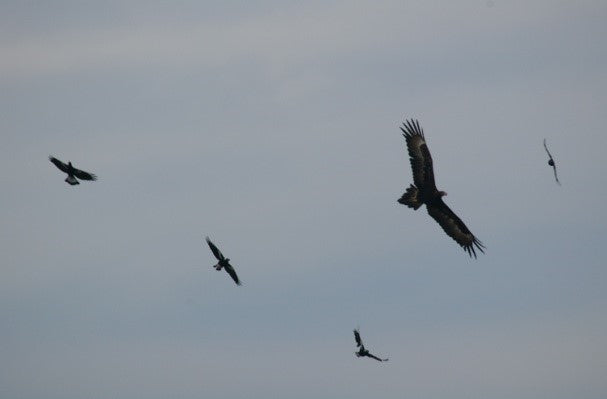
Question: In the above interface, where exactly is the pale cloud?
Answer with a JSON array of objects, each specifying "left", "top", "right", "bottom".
[{"left": 1, "top": 1, "right": 599, "bottom": 79}]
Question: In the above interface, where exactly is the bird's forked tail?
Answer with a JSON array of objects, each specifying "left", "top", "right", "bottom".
[{"left": 398, "top": 184, "right": 422, "bottom": 210}]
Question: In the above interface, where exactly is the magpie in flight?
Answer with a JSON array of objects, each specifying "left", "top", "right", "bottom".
[
  {"left": 49, "top": 156, "right": 97, "bottom": 185},
  {"left": 353, "top": 328, "right": 388, "bottom": 362},
  {"left": 205, "top": 236, "right": 241, "bottom": 286},
  {"left": 543, "top": 139, "right": 560, "bottom": 185}
]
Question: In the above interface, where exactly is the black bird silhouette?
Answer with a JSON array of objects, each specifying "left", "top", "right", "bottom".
[
  {"left": 543, "top": 139, "right": 560, "bottom": 185},
  {"left": 205, "top": 236, "right": 241, "bottom": 285},
  {"left": 49, "top": 156, "right": 97, "bottom": 185},
  {"left": 397, "top": 119, "right": 484, "bottom": 258},
  {"left": 353, "top": 329, "right": 388, "bottom": 362}
]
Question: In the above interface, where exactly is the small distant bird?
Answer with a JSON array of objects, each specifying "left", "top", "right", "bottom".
[
  {"left": 397, "top": 119, "right": 484, "bottom": 258},
  {"left": 49, "top": 156, "right": 97, "bottom": 185},
  {"left": 543, "top": 139, "right": 560, "bottom": 185},
  {"left": 353, "top": 328, "right": 388, "bottom": 362},
  {"left": 205, "top": 236, "right": 241, "bottom": 285}
]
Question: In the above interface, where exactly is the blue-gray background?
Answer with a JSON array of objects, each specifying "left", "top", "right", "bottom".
[{"left": 1, "top": 1, "right": 606, "bottom": 398}]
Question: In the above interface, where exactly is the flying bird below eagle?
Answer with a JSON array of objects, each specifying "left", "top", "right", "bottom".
[
  {"left": 49, "top": 156, "right": 97, "bottom": 185},
  {"left": 205, "top": 236, "right": 241, "bottom": 286},
  {"left": 397, "top": 119, "right": 484, "bottom": 258},
  {"left": 353, "top": 329, "right": 388, "bottom": 362},
  {"left": 543, "top": 139, "right": 560, "bottom": 185}
]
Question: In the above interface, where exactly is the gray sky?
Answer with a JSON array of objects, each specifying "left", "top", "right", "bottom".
[{"left": 2, "top": 1, "right": 607, "bottom": 398}]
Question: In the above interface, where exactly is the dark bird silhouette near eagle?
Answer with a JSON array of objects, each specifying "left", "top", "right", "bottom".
[
  {"left": 205, "top": 236, "right": 241, "bottom": 285},
  {"left": 49, "top": 156, "right": 97, "bottom": 185},
  {"left": 543, "top": 139, "right": 560, "bottom": 185},
  {"left": 397, "top": 119, "right": 485, "bottom": 258},
  {"left": 47, "top": 113, "right": 576, "bottom": 365},
  {"left": 353, "top": 329, "right": 388, "bottom": 362}
]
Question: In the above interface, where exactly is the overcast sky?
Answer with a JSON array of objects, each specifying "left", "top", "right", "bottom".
[{"left": 1, "top": 1, "right": 607, "bottom": 398}]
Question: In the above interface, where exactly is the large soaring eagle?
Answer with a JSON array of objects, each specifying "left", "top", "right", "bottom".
[
  {"left": 49, "top": 156, "right": 97, "bottom": 185},
  {"left": 205, "top": 237, "right": 241, "bottom": 286},
  {"left": 397, "top": 119, "right": 484, "bottom": 258},
  {"left": 353, "top": 329, "right": 388, "bottom": 362}
]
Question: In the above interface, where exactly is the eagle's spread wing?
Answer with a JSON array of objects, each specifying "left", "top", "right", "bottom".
[
  {"left": 400, "top": 119, "right": 436, "bottom": 190},
  {"left": 205, "top": 237, "right": 225, "bottom": 261},
  {"left": 353, "top": 329, "right": 363, "bottom": 347},
  {"left": 72, "top": 167, "right": 97, "bottom": 181},
  {"left": 49, "top": 156, "right": 69, "bottom": 173},
  {"left": 224, "top": 263, "right": 241, "bottom": 286},
  {"left": 426, "top": 198, "right": 485, "bottom": 258}
]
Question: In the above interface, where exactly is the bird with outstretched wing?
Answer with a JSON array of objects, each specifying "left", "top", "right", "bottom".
[
  {"left": 397, "top": 119, "right": 484, "bottom": 258},
  {"left": 205, "top": 236, "right": 241, "bottom": 286},
  {"left": 49, "top": 156, "right": 97, "bottom": 185},
  {"left": 353, "top": 328, "right": 388, "bottom": 362},
  {"left": 543, "top": 139, "right": 560, "bottom": 185}
]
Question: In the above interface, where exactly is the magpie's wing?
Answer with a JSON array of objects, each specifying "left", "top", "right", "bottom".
[
  {"left": 552, "top": 164, "right": 561, "bottom": 185},
  {"left": 543, "top": 139, "right": 560, "bottom": 185},
  {"left": 72, "top": 167, "right": 97, "bottom": 181},
  {"left": 224, "top": 263, "right": 241, "bottom": 286},
  {"left": 543, "top": 139, "right": 554, "bottom": 161},
  {"left": 353, "top": 329, "right": 363, "bottom": 347},
  {"left": 205, "top": 237, "right": 225, "bottom": 261},
  {"left": 367, "top": 353, "right": 387, "bottom": 362},
  {"left": 49, "top": 156, "right": 69, "bottom": 173}
]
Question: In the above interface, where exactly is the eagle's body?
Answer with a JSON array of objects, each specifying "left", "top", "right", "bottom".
[
  {"left": 205, "top": 237, "right": 241, "bottom": 286},
  {"left": 397, "top": 119, "right": 484, "bottom": 258},
  {"left": 49, "top": 156, "right": 97, "bottom": 185}
]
